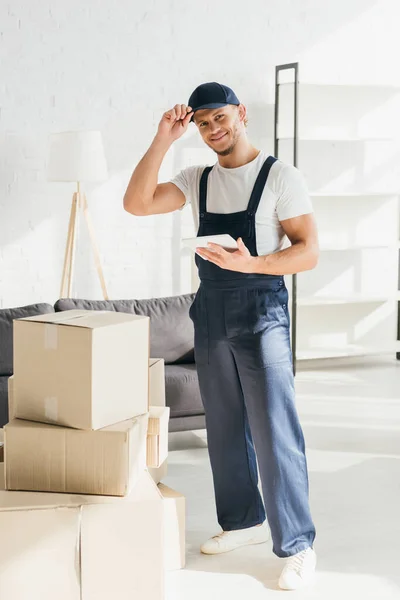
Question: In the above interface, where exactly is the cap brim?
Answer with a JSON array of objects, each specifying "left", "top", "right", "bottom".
[{"left": 190, "top": 103, "right": 229, "bottom": 122}]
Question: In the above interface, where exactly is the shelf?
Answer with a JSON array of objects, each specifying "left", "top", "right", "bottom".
[
  {"left": 277, "top": 82, "right": 400, "bottom": 91},
  {"left": 309, "top": 192, "right": 399, "bottom": 199},
  {"left": 278, "top": 136, "right": 396, "bottom": 142},
  {"left": 319, "top": 244, "right": 397, "bottom": 252},
  {"left": 297, "top": 341, "right": 400, "bottom": 361},
  {"left": 294, "top": 294, "right": 400, "bottom": 307}
]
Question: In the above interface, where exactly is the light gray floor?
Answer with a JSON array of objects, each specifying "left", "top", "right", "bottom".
[{"left": 164, "top": 357, "right": 400, "bottom": 599}]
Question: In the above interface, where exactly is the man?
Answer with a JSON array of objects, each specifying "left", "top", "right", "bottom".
[{"left": 123, "top": 82, "right": 319, "bottom": 591}]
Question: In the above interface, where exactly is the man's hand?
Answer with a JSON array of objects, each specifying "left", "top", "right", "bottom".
[
  {"left": 195, "top": 238, "right": 255, "bottom": 273},
  {"left": 157, "top": 104, "right": 194, "bottom": 143}
]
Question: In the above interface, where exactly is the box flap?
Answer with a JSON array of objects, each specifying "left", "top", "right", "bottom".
[
  {"left": 158, "top": 483, "right": 185, "bottom": 501},
  {"left": 148, "top": 406, "right": 170, "bottom": 420},
  {"left": 5, "top": 419, "right": 63, "bottom": 433},
  {"left": 5, "top": 415, "right": 145, "bottom": 435},
  {"left": 148, "top": 406, "right": 170, "bottom": 435},
  {"left": 149, "top": 358, "right": 164, "bottom": 368},
  {"left": 16, "top": 310, "right": 149, "bottom": 329},
  {"left": 16, "top": 310, "right": 96, "bottom": 324},
  {"left": 102, "top": 414, "right": 147, "bottom": 434},
  {"left": 148, "top": 459, "right": 168, "bottom": 485}
]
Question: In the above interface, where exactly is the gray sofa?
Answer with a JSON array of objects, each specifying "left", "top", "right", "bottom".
[{"left": 0, "top": 295, "right": 205, "bottom": 432}]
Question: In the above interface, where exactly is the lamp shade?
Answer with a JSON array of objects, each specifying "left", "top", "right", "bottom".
[{"left": 48, "top": 130, "right": 108, "bottom": 182}]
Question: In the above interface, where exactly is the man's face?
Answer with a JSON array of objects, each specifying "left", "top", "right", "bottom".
[{"left": 193, "top": 105, "right": 244, "bottom": 156}]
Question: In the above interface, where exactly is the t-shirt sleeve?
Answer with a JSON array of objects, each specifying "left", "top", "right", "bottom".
[
  {"left": 169, "top": 166, "right": 198, "bottom": 210},
  {"left": 275, "top": 164, "right": 314, "bottom": 221}
]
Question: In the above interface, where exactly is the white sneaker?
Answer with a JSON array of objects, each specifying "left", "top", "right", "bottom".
[
  {"left": 200, "top": 522, "right": 270, "bottom": 555},
  {"left": 278, "top": 547, "right": 317, "bottom": 590}
]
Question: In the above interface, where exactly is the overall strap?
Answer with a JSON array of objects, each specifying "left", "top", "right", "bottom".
[
  {"left": 199, "top": 166, "right": 214, "bottom": 216},
  {"left": 247, "top": 156, "right": 278, "bottom": 216}
]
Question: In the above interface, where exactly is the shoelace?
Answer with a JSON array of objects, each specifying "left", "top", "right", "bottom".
[
  {"left": 285, "top": 549, "right": 310, "bottom": 573},
  {"left": 211, "top": 532, "right": 226, "bottom": 543}
]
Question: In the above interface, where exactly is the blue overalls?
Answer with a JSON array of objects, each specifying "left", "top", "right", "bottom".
[{"left": 189, "top": 156, "right": 316, "bottom": 558}]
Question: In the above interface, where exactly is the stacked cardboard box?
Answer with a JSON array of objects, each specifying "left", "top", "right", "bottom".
[
  {"left": 0, "top": 462, "right": 164, "bottom": 600},
  {"left": 0, "top": 309, "right": 186, "bottom": 599},
  {"left": 147, "top": 357, "right": 186, "bottom": 571},
  {"left": 148, "top": 358, "right": 169, "bottom": 481}
]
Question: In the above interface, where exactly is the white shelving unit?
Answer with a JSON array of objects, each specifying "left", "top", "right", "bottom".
[
  {"left": 297, "top": 342, "right": 400, "bottom": 361},
  {"left": 295, "top": 294, "right": 400, "bottom": 307},
  {"left": 275, "top": 64, "right": 400, "bottom": 367}
]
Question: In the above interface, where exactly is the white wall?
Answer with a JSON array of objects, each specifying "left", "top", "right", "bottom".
[{"left": 0, "top": 0, "right": 399, "bottom": 308}]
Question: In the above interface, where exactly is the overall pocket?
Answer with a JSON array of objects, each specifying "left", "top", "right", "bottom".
[
  {"left": 248, "top": 287, "right": 289, "bottom": 334},
  {"left": 246, "top": 287, "right": 292, "bottom": 367}
]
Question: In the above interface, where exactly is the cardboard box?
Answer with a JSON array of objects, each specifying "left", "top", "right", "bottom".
[
  {"left": 8, "top": 375, "right": 15, "bottom": 420},
  {"left": 159, "top": 483, "right": 186, "bottom": 571},
  {"left": 147, "top": 406, "right": 170, "bottom": 468},
  {"left": 13, "top": 310, "right": 150, "bottom": 430},
  {"left": 4, "top": 413, "right": 148, "bottom": 496},
  {"left": 0, "top": 464, "right": 164, "bottom": 600},
  {"left": 148, "top": 458, "right": 168, "bottom": 484},
  {"left": 149, "top": 358, "right": 166, "bottom": 406}
]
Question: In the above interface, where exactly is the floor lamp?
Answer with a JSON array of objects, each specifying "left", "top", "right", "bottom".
[{"left": 48, "top": 130, "right": 109, "bottom": 300}]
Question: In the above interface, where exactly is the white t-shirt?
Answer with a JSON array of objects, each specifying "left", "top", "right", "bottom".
[{"left": 170, "top": 151, "right": 314, "bottom": 255}]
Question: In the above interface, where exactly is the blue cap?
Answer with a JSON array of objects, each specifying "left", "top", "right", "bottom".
[{"left": 188, "top": 82, "right": 240, "bottom": 122}]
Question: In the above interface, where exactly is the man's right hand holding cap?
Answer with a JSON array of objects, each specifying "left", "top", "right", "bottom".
[{"left": 157, "top": 104, "right": 194, "bottom": 143}]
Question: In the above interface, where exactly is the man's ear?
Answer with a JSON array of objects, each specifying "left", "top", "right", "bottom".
[{"left": 238, "top": 104, "right": 247, "bottom": 124}]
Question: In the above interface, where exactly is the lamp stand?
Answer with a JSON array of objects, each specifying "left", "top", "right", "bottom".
[{"left": 60, "top": 184, "right": 109, "bottom": 299}]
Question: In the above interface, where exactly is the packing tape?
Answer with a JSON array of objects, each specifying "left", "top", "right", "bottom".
[
  {"left": 45, "top": 397, "right": 58, "bottom": 422},
  {"left": 44, "top": 324, "right": 58, "bottom": 350}
]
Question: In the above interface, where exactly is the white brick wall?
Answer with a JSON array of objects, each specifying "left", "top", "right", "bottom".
[{"left": 0, "top": 0, "right": 399, "bottom": 308}]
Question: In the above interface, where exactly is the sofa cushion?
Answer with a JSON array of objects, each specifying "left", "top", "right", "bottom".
[
  {"left": 165, "top": 364, "right": 204, "bottom": 418},
  {"left": 54, "top": 294, "right": 195, "bottom": 365},
  {"left": 0, "top": 303, "right": 55, "bottom": 376}
]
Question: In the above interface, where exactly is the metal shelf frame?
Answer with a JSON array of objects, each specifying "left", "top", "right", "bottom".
[{"left": 274, "top": 62, "right": 299, "bottom": 374}]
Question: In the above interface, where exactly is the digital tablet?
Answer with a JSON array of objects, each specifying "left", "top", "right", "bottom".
[{"left": 182, "top": 234, "right": 238, "bottom": 251}]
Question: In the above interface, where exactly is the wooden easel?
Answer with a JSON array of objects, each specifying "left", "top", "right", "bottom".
[{"left": 60, "top": 186, "right": 109, "bottom": 299}]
